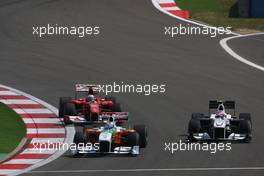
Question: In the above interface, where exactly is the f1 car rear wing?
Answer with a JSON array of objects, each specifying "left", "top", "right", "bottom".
[
  {"left": 209, "top": 100, "right": 236, "bottom": 115},
  {"left": 66, "top": 112, "right": 132, "bottom": 128},
  {"left": 75, "top": 84, "right": 100, "bottom": 98},
  {"left": 75, "top": 84, "right": 99, "bottom": 92},
  {"left": 209, "top": 100, "right": 235, "bottom": 109},
  {"left": 99, "top": 112, "right": 129, "bottom": 121},
  {"left": 99, "top": 112, "right": 132, "bottom": 129}
]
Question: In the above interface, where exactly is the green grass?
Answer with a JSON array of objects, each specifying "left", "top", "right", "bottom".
[
  {"left": 0, "top": 103, "right": 26, "bottom": 153},
  {"left": 176, "top": 0, "right": 221, "bottom": 12},
  {"left": 176, "top": 0, "right": 264, "bottom": 32}
]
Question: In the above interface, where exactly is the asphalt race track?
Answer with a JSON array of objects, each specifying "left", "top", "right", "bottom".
[
  {"left": 227, "top": 34, "right": 264, "bottom": 66},
  {"left": 0, "top": 0, "right": 264, "bottom": 176}
]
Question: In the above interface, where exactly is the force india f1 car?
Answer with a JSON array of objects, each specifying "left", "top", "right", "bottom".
[
  {"left": 59, "top": 84, "right": 122, "bottom": 124},
  {"left": 188, "top": 100, "right": 252, "bottom": 142},
  {"left": 70, "top": 112, "right": 148, "bottom": 156}
]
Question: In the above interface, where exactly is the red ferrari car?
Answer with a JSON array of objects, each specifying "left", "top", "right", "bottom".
[{"left": 59, "top": 84, "right": 122, "bottom": 124}]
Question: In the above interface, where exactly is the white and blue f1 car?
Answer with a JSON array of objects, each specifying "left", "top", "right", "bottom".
[{"left": 188, "top": 100, "right": 252, "bottom": 142}]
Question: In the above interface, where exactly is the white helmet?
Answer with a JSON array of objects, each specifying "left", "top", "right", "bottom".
[
  {"left": 87, "top": 95, "right": 95, "bottom": 102},
  {"left": 216, "top": 104, "right": 226, "bottom": 118}
]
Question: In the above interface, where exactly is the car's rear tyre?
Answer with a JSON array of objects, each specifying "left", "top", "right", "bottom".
[
  {"left": 105, "top": 96, "right": 122, "bottom": 112},
  {"left": 105, "top": 96, "right": 116, "bottom": 103},
  {"left": 126, "top": 132, "right": 139, "bottom": 147},
  {"left": 239, "top": 113, "right": 252, "bottom": 134},
  {"left": 72, "top": 131, "right": 85, "bottom": 156},
  {"left": 238, "top": 113, "right": 252, "bottom": 143},
  {"left": 191, "top": 113, "right": 204, "bottom": 120},
  {"left": 99, "top": 141, "right": 110, "bottom": 153},
  {"left": 239, "top": 119, "right": 252, "bottom": 134},
  {"left": 74, "top": 131, "right": 85, "bottom": 144},
  {"left": 64, "top": 103, "right": 76, "bottom": 115},
  {"left": 126, "top": 132, "right": 140, "bottom": 157},
  {"left": 112, "top": 103, "right": 122, "bottom": 112},
  {"left": 188, "top": 119, "right": 201, "bottom": 142},
  {"left": 239, "top": 119, "right": 252, "bottom": 142},
  {"left": 239, "top": 113, "right": 252, "bottom": 123},
  {"left": 188, "top": 119, "right": 201, "bottom": 133},
  {"left": 134, "top": 125, "right": 148, "bottom": 148},
  {"left": 89, "top": 113, "right": 99, "bottom": 121},
  {"left": 63, "top": 103, "right": 76, "bottom": 125},
  {"left": 59, "top": 97, "right": 72, "bottom": 118}
]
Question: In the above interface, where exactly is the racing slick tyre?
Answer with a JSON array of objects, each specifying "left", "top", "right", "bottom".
[
  {"left": 239, "top": 120, "right": 252, "bottom": 134},
  {"left": 239, "top": 113, "right": 252, "bottom": 123},
  {"left": 126, "top": 132, "right": 139, "bottom": 146},
  {"left": 126, "top": 132, "right": 140, "bottom": 157},
  {"left": 105, "top": 96, "right": 116, "bottom": 103},
  {"left": 99, "top": 141, "right": 111, "bottom": 153},
  {"left": 89, "top": 113, "right": 99, "bottom": 121},
  {"left": 188, "top": 119, "right": 201, "bottom": 134},
  {"left": 134, "top": 125, "right": 148, "bottom": 148},
  {"left": 74, "top": 131, "right": 85, "bottom": 144},
  {"left": 59, "top": 97, "right": 72, "bottom": 118},
  {"left": 188, "top": 119, "right": 201, "bottom": 142},
  {"left": 63, "top": 103, "right": 76, "bottom": 125},
  {"left": 105, "top": 96, "right": 122, "bottom": 112},
  {"left": 238, "top": 119, "right": 252, "bottom": 142},
  {"left": 72, "top": 132, "right": 85, "bottom": 156},
  {"left": 191, "top": 113, "right": 204, "bottom": 120},
  {"left": 112, "top": 103, "right": 122, "bottom": 112},
  {"left": 64, "top": 103, "right": 77, "bottom": 115}
]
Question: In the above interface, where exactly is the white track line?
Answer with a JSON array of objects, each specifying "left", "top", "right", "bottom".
[
  {"left": 0, "top": 170, "right": 22, "bottom": 175},
  {"left": 23, "top": 118, "right": 62, "bottom": 124},
  {"left": 22, "top": 118, "right": 34, "bottom": 124},
  {"left": 28, "top": 167, "right": 264, "bottom": 173},
  {"left": 151, "top": 0, "right": 241, "bottom": 36},
  {"left": 152, "top": 0, "right": 264, "bottom": 72},
  {"left": 220, "top": 33, "right": 264, "bottom": 72},
  {"left": 27, "top": 128, "right": 65, "bottom": 134},
  {"left": 31, "top": 138, "right": 65, "bottom": 143},
  {"left": 21, "top": 149, "right": 57, "bottom": 155},
  {"left": 163, "top": 6, "right": 180, "bottom": 11},
  {"left": 13, "top": 108, "right": 53, "bottom": 114},
  {"left": 26, "top": 128, "right": 37, "bottom": 134},
  {"left": 0, "top": 99, "right": 38, "bottom": 104},
  {"left": 0, "top": 91, "right": 19, "bottom": 95},
  {"left": 158, "top": 0, "right": 174, "bottom": 3},
  {"left": 5, "top": 159, "right": 43, "bottom": 165}
]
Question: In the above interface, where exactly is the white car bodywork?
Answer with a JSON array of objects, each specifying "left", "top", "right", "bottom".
[
  {"left": 64, "top": 112, "right": 129, "bottom": 124},
  {"left": 192, "top": 105, "right": 247, "bottom": 141}
]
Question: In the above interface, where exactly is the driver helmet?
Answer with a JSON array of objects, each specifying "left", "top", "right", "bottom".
[
  {"left": 104, "top": 122, "right": 114, "bottom": 130},
  {"left": 86, "top": 95, "right": 95, "bottom": 102},
  {"left": 216, "top": 104, "right": 226, "bottom": 118}
]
